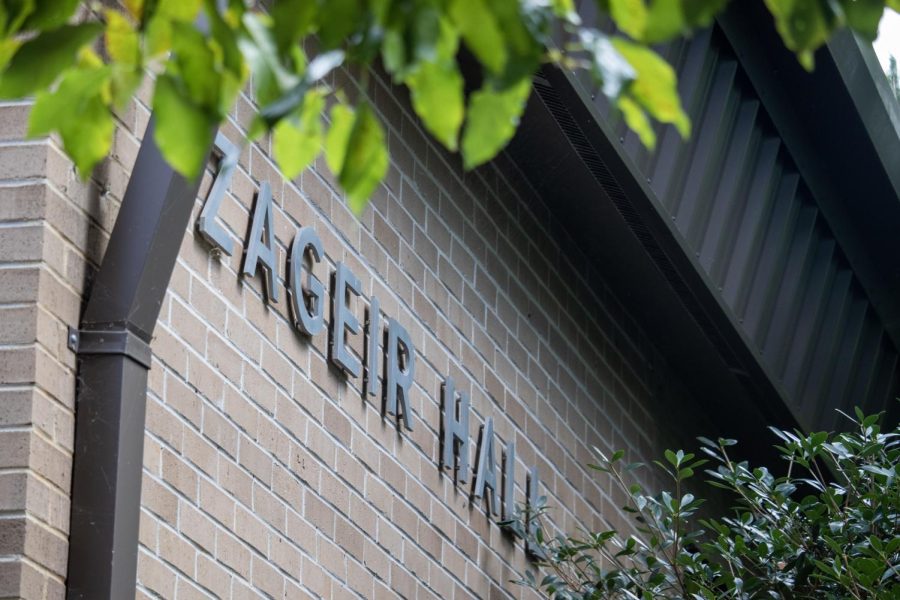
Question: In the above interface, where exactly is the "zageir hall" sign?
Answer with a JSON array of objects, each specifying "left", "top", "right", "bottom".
[{"left": 196, "top": 133, "right": 542, "bottom": 548}]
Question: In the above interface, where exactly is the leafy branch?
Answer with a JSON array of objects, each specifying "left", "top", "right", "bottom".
[
  {"left": 506, "top": 407, "right": 900, "bottom": 599},
  {"left": 0, "top": 0, "right": 896, "bottom": 213}
]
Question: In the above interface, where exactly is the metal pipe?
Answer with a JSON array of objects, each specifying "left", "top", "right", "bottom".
[{"left": 66, "top": 117, "right": 212, "bottom": 599}]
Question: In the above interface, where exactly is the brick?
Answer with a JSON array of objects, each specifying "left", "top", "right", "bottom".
[
  {"left": 158, "top": 524, "right": 196, "bottom": 576},
  {"left": 138, "top": 549, "right": 176, "bottom": 598},
  {"left": 0, "top": 143, "right": 47, "bottom": 180},
  {"left": 196, "top": 553, "right": 232, "bottom": 599},
  {"left": 0, "top": 347, "right": 35, "bottom": 384},
  {"left": 237, "top": 435, "right": 273, "bottom": 486},
  {"left": 161, "top": 448, "right": 198, "bottom": 501},
  {"left": 216, "top": 530, "right": 251, "bottom": 579}
]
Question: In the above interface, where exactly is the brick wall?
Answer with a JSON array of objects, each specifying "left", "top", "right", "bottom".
[
  {"left": 0, "top": 64, "right": 714, "bottom": 599},
  {"left": 134, "top": 67, "right": 714, "bottom": 599},
  {"left": 0, "top": 96, "right": 136, "bottom": 598}
]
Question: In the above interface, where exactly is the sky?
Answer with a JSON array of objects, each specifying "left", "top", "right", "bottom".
[{"left": 874, "top": 8, "right": 900, "bottom": 70}]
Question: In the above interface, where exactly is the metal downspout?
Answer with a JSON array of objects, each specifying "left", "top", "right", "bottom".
[{"left": 65, "top": 117, "right": 213, "bottom": 599}]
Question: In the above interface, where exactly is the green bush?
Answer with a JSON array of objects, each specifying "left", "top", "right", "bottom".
[{"left": 504, "top": 408, "right": 900, "bottom": 599}]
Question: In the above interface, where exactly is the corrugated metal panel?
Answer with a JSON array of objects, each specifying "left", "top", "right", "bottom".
[{"left": 565, "top": 26, "right": 898, "bottom": 431}]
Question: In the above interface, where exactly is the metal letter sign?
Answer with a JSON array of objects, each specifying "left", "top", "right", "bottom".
[
  {"left": 526, "top": 466, "right": 543, "bottom": 558},
  {"left": 288, "top": 227, "right": 325, "bottom": 335},
  {"left": 474, "top": 417, "right": 499, "bottom": 515},
  {"left": 330, "top": 262, "right": 362, "bottom": 377},
  {"left": 385, "top": 317, "right": 415, "bottom": 430},
  {"left": 187, "top": 132, "right": 547, "bottom": 557},
  {"left": 441, "top": 376, "right": 470, "bottom": 484},
  {"left": 197, "top": 132, "right": 239, "bottom": 256},
  {"left": 503, "top": 439, "right": 516, "bottom": 520},
  {"left": 365, "top": 297, "right": 381, "bottom": 397},
  {"left": 242, "top": 182, "right": 279, "bottom": 302}
]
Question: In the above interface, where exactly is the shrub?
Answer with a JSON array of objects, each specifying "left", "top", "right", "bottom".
[{"left": 504, "top": 408, "right": 900, "bottom": 599}]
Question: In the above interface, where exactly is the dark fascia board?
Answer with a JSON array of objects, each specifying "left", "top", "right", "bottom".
[
  {"left": 717, "top": 2, "right": 900, "bottom": 353},
  {"left": 828, "top": 31, "right": 900, "bottom": 201}
]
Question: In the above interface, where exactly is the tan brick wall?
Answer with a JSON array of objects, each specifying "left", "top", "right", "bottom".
[
  {"left": 0, "top": 95, "right": 137, "bottom": 599},
  {"left": 1, "top": 64, "right": 713, "bottom": 599},
  {"left": 133, "top": 68, "right": 712, "bottom": 599}
]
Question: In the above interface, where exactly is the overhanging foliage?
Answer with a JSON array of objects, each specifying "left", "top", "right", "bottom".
[{"left": 0, "top": 0, "right": 896, "bottom": 213}]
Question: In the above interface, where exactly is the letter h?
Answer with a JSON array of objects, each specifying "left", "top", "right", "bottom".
[{"left": 440, "top": 376, "right": 470, "bottom": 484}]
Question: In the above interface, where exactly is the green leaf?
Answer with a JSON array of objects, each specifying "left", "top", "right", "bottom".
[
  {"left": 449, "top": 0, "right": 507, "bottom": 74},
  {"left": 239, "top": 12, "right": 300, "bottom": 106},
  {"left": 270, "top": 0, "right": 317, "bottom": 55},
  {"left": 0, "top": 22, "right": 103, "bottom": 99},
  {"left": 613, "top": 38, "right": 690, "bottom": 141},
  {"left": 665, "top": 449, "right": 678, "bottom": 467},
  {"left": 145, "top": 16, "right": 172, "bottom": 57},
  {"left": 109, "top": 64, "right": 143, "bottom": 109},
  {"left": 381, "top": 28, "right": 406, "bottom": 77},
  {"left": 29, "top": 64, "right": 113, "bottom": 175},
  {"left": 317, "top": 0, "right": 362, "bottom": 49},
  {"left": 841, "top": 0, "right": 883, "bottom": 41},
  {"left": 0, "top": 38, "right": 22, "bottom": 72},
  {"left": 123, "top": 0, "right": 143, "bottom": 21},
  {"left": 2, "top": 0, "right": 35, "bottom": 37},
  {"left": 461, "top": 78, "right": 531, "bottom": 169},
  {"left": 170, "top": 22, "right": 222, "bottom": 109},
  {"left": 273, "top": 88, "right": 325, "bottom": 180},
  {"left": 609, "top": 0, "right": 648, "bottom": 40},
  {"left": 339, "top": 103, "right": 388, "bottom": 213},
  {"left": 763, "top": 0, "right": 833, "bottom": 69},
  {"left": 410, "top": 5, "right": 442, "bottom": 63},
  {"left": 325, "top": 103, "right": 355, "bottom": 175},
  {"left": 642, "top": 0, "right": 684, "bottom": 42},
  {"left": 152, "top": 73, "right": 215, "bottom": 178},
  {"left": 105, "top": 10, "right": 140, "bottom": 66},
  {"left": 21, "top": 0, "right": 78, "bottom": 32},
  {"left": 154, "top": 0, "right": 202, "bottom": 22},
  {"left": 205, "top": 0, "right": 244, "bottom": 77},
  {"left": 406, "top": 58, "right": 464, "bottom": 151}
]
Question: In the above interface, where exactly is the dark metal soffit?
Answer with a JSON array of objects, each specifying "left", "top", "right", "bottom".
[{"left": 506, "top": 4, "right": 900, "bottom": 437}]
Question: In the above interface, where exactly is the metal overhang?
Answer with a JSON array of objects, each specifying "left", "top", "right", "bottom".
[{"left": 506, "top": 3, "right": 900, "bottom": 441}]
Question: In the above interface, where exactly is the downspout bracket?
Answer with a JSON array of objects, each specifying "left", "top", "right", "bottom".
[
  {"left": 67, "top": 327, "right": 79, "bottom": 353},
  {"left": 76, "top": 329, "right": 153, "bottom": 369}
]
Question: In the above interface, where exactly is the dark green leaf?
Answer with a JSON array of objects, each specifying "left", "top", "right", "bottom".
[
  {"left": 152, "top": 73, "right": 215, "bottom": 178},
  {"left": 240, "top": 12, "right": 300, "bottom": 106},
  {"left": 449, "top": 0, "right": 507, "bottom": 73},
  {"left": 325, "top": 102, "right": 355, "bottom": 176},
  {"left": 461, "top": 78, "right": 531, "bottom": 169},
  {"left": 21, "top": 0, "right": 77, "bottom": 32},
  {"left": 841, "top": 0, "right": 883, "bottom": 40},
  {"left": 1, "top": 0, "right": 34, "bottom": 37},
  {"left": 273, "top": 88, "right": 324, "bottom": 180},
  {"left": 339, "top": 103, "right": 388, "bottom": 213},
  {"left": 406, "top": 56, "right": 464, "bottom": 151},
  {"left": 28, "top": 62, "right": 113, "bottom": 175},
  {"left": 763, "top": 0, "right": 834, "bottom": 69},
  {"left": 317, "top": 0, "right": 362, "bottom": 49},
  {"left": 271, "top": 0, "right": 317, "bottom": 55},
  {"left": 0, "top": 23, "right": 103, "bottom": 99}
]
